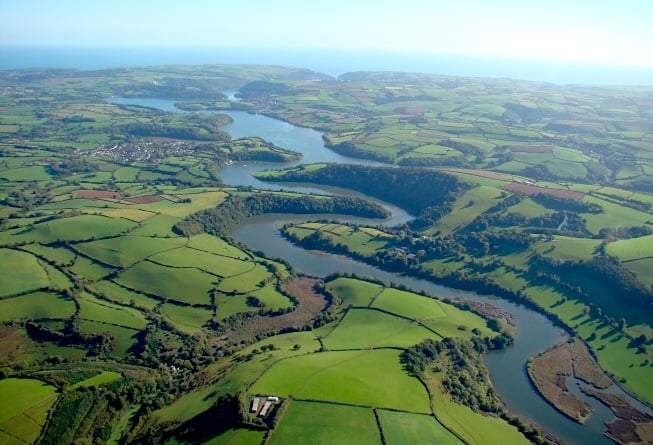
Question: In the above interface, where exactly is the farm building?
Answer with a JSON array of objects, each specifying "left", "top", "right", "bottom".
[
  {"left": 251, "top": 397, "right": 260, "bottom": 413},
  {"left": 259, "top": 401, "right": 273, "bottom": 417}
]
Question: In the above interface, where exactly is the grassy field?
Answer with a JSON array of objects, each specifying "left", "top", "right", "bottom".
[
  {"left": 0, "top": 378, "right": 58, "bottom": 444},
  {"left": 0, "top": 292, "right": 76, "bottom": 322},
  {"left": 322, "top": 308, "right": 439, "bottom": 350},
  {"left": 67, "top": 371, "right": 122, "bottom": 390},
  {"left": 91, "top": 280, "right": 160, "bottom": 310},
  {"left": 425, "top": 373, "right": 530, "bottom": 445},
  {"left": 186, "top": 233, "right": 250, "bottom": 259},
  {"left": 270, "top": 401, "right": 381, "bottom": 445},
  {"left": 376, "top": 409, "right": 463, "bottom": 445},
  {"left": 0, "top": 214, "right": 137, "bottom": 245},
  {"left": 150, "top": 247, "right": 252, "bottom": 277},
  {"left": 77, "top": 292, "right": 147, "bottom": 330},
  {"left": 326, "top": 276, "right": 383, "bottom": 307},
  {"left": 251, "top": 349, "right": 431, "bottom": 413},
  {"left": 73, "top": 236, "right": 187, "bottom": 267},
  {"left": 116, "top": 261, "right": 216, "bottom": 305},
  {"left": 0, "top": 249, "right": 50, "bottom": 297},
  {"left": 203, "top": 429, "right": 265, "bottom": 445},
  {"left": 371, "top": 288, "right": 446, "bottom": 320},
  {"left": 160, "top": 304, "right": 213, "bottom": 335}
]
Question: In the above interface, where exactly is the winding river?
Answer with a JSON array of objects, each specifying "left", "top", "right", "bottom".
[{"left": 110, "top": 97, "right": 623, "bottom": 445}]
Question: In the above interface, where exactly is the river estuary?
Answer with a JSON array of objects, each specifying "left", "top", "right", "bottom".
[{"left": 110, "top": 97, "right": 625, "bottom": 445}]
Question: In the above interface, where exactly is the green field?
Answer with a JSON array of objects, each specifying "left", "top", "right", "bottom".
[
  {"left": 0, "top": 292, "right": 76, "bottom": 322},
  {"left": 0, "top": 249, "right": 50, "bottom": 297},
  {"left": 186, "top": 233, "right": 250, "bottom": 259},
  {"left": 606, "top": 234, "right": 653, "bottom": 261},
  {"left": 160, "top": 304, "right": 213, "bottom": 335},
  {"left": 117, "top": 261, "right": 216, "bottom": 305},
  {"left": 376, "top": 409, "right": 463, "bottom": 445},
  {"left": 217, "top": 265, "right": 270, "bottom": 294},
  {"left": 67, "top": 371, "right": 122, "bottom": 390},
  {"left": 269, "top": 401, "right": 381, "bottom": 445},
  {"left": 427, "top": 374, "right": 530, "bottom": 445},
  {"left": 371, "top": 288, "right": 446, "bottom": 320},
  {"left": 203, "top": 429, "right": 265, "bottom": 445},
  {"left": 326, "top": 276, "right": 383, "bottom": 307},
  {"left": 149, "top": 247, "right": 252, "bottom": 277},
  {"left": 251, "top": 349, "right": 431, "bottom": 413},
  {"left": 0, "top": 214, "right": 136, "bottom": 244},
  {"left": 0, "top": 378, "right": 58, "bottom": 444},
  {"left": 91, "top": 280, "right": 160, "bottom": 310},
  {"left": 322, "top": 308, "right": 439, "bottom": 350},
  {"left": 78, "top": 292, "right": 147, "bottom": 330},
  {"left": 74, "top": 236, "right": 187, "bottom": 267}
]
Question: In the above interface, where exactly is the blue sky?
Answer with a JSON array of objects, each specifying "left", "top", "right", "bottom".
[{"left": 1, "top": 0, "right": 651, "bottom": 67}]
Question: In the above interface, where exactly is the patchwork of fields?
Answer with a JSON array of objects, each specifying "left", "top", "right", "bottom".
[{"left": 1, "top": 64, "right": 652, "bottom": 445}]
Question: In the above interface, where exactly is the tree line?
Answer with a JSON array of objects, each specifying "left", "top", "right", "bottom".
[
  {"left": 257, "top": 164, "right": 468, "bottom": 227},
  {"left": 174, "top": 193, "right": 389, "bottom": 237}
]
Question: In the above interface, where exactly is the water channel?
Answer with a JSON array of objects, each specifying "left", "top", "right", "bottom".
[{"left": 110, "top": 97, "right": 625, "bottom": 445}]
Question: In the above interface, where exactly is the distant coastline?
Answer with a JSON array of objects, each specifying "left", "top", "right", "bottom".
[{"left": 1, "top": 45, "right": 652, "bottom": 86}]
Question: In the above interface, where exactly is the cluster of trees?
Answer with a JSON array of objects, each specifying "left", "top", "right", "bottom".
[
  {"left": 531, "top": 193, "right": 602, "bottom": 214},
  {"left": 121, "top": 122, "right": 230, "bottom": 141},
  {"left": 25, "top": 320, "right": 115, "bottom": 357},
  {"left": 115, "top": 77, "right": 230, "bottom": 100},
  {"left": 48, "top": 156, "right": 100, "bottom": 178},
  {"left": 259, "top": 164, "right": 467, "bottom": 224},
  {"left": 401, "top": 337, "right": 509, "bottom": 414},
  {"left": 175, "top": 193, "right": 389, "bottom": 237},
  {"left": 237, "top": 80, "right": 294, "bottom": 99},
  {"left": 529, "top": 253, "right": 653, "bottom": 318}
]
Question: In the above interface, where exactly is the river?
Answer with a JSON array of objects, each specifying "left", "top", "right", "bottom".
[{"left": 109, "top": 97, "right": 620, "bottom": 445}]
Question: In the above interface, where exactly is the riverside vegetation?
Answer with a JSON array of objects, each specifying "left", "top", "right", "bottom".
[{"left": 0, "top": 64, "right": 651, "bottom": 444}]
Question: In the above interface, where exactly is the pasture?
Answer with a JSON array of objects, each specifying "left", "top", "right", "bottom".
[
  {"left": 371, "top": 288, "right": 446, "bottom": 320},
  {"left": 150, "top": 247, "right": 252, "bottom": 277},
  {"left": 250, "top": 349, "right": 431, "bottom": 413},
  {"left": 117, "top": 261, "right": 216, "bottom": 305},
  {"left": 160, "top": 304, "right": 212, "bottom": 335},
  {"left": 322, "top": 308, "right": 439, "bottom": 350},
  {"left": 0, "top": 249, "right": 49, "bottom": 297},
  {"left": 186, "top": 233, "right": 250, "bottom": 259},
  {"left": 0, "top": 214, "right": 136, "bottom": 244},
  {"left": 67, "top": 371, "right": 122, "bottom": 390},
  {"left": 426, "top": 373, "right": 529, "bottom": 445},
  {"left": 0, "top": 378, "right": 58, "bottom": 445},
  {"left": 204, "top": 429, "right": 265, "bottom": 445},
  {"left": 0, "top": 292, "right": 76, "bottom": 322},
  {"left": 77, "top": 292, "right": 147, "bottom": 330},
  {"left": 269, "top": 401, "right": 381, "bottom": 445},
  {"left": 326, "top": 276, "right": 383, "bottom": 307},
  {"left": 376, "top": 410, "right": 462, "bottom": 445},
  {"left": 73, "top": 236, "right": 186, "bottom": 267}
]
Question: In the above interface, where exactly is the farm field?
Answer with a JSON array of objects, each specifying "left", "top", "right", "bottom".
[
  {"left": 376, "top": 409, "right": 463, "bottom": 445},
  {"left": 269, "top": 401, "right": 381, "bottom": 445},
  {"left": 0, "top": 378, "right": 58, "bottom": 445}
]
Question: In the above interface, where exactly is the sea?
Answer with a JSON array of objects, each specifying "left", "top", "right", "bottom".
[{"left": 1, "top": 46, "right": 652, "bottom": 86}]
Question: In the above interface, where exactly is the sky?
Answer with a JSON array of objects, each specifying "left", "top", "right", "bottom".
[{"left": 1, "top": 0, "right": 652, "bottom": 67}]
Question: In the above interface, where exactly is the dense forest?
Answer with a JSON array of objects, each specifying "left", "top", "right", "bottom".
[
  {"left": 258, "top": 164, "right": 468, "bottom": 227},
  {"left": 175, "top": 193, "right": 389, "bottom": 236}
]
